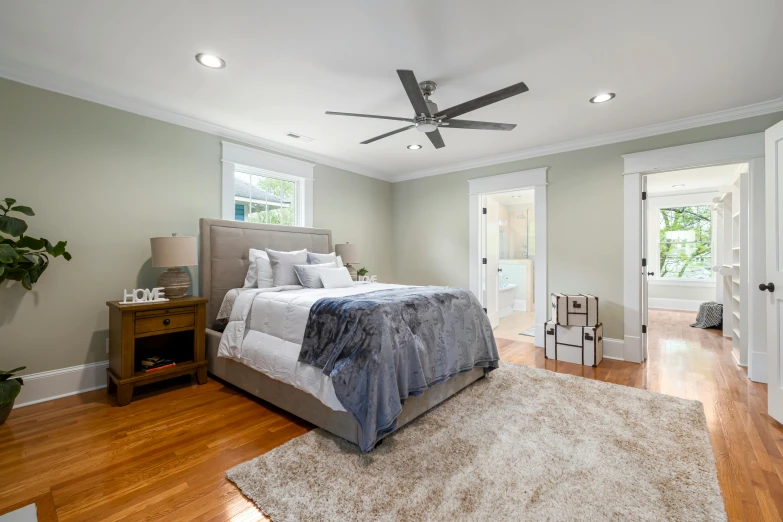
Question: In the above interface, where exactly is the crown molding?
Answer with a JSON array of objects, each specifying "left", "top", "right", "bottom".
[
  {"left": 391, "top": 97, "right": 783, "bottom": 183},
  {"left": 0, "top": 61, "right": 393, "bottom": 182}
]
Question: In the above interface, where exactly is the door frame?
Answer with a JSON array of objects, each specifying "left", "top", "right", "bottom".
[
  {"left": 622, "top": 133, "right": 766, "bottom": 373},
  {"left": 468, "top": 167, "right": 548, "bottom": 348}
]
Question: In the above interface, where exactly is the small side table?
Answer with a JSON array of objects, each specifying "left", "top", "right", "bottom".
[{"left": 106, "top": 296, "right": 208, "bottom": 406}]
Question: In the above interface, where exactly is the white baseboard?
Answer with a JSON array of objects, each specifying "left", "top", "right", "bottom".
[
  {"left": 13, "top": 360, "right": 109, "bottom": 408},
  {"left": 749, "top": 351, "right": 768, "bottom": 383},
  {"left": 513, "top": 299, "right": 526, "bottom": 312},
  {"left": 603, "top": 338, "right": 625, "bottom": 360},
  {"left": 648, "top": 298, "right": 702, "bottom": 311}
]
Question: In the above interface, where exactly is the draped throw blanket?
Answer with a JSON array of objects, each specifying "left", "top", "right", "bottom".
[{"left": 299, "top": 286, "right": 499, "bottom": 452}]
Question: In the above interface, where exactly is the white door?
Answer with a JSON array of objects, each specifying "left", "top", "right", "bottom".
[
  {"left": 485, "top": 197, "right": 500, "bottom": 328},
  {"left": 641, "top": 175, "right": 649, "bottom": 360},
  {"left": 765, "top": 120, "right": 783, "bottom": 423}
]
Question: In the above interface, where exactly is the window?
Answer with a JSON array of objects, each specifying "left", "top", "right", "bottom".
[
  {"left": 221, "top": 142, "right": 314, "bottom": 227},
  {"left": 658, "top": 205, "right": 712, "bottom": 280},
  {"left": 233, "top": 170, "right": 297, "bottom": 226}
]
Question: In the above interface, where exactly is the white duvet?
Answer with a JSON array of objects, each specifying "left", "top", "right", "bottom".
[{"left": 218, "top": 282, "right": 406, "bottom": 412}]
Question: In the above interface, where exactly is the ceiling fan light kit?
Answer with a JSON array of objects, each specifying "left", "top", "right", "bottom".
[{"left": 326, "top": 69, "right": 528, "bottom": 149}]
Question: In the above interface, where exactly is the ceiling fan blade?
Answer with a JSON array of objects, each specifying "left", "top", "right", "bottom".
[
  {"left": 326, "top": 111, "right": 414, "bottom": 123},
  {"left": 426, "top": 129, "right": 445, "bottom": 149},
  {"left": 442, "top": 120, "right": 517, "bottom": 131},
  {"left": 360, "top": 125, "right": 415, "bottom": 145},
  {"left": 397, "top": 70, "right": 431, "bottom": 116},
  {"left": 435, "top": 81, "right": 529, "bottom": 120}
]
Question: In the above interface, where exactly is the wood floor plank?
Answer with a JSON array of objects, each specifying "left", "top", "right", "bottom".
[{"left": 0, "top": 309, "right": 779, "bottom": 520}]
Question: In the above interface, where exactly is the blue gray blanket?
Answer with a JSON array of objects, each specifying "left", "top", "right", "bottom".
[{"left": 298, "top": 286, "right": 499, "bottom": 452}]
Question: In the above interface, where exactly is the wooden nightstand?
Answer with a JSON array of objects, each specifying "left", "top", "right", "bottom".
[{"left": 106, "top": 296, "right": 208, "bottom": 406}]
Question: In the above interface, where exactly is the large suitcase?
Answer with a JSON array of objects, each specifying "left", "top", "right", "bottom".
[
  {"left": 544, "top": 321, "right": 603, "bottom": 366},
  {"left": 551, "top": 293, "right": 599, "bottom": 327}
]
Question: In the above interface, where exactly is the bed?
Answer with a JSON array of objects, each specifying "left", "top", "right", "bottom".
[{"left": 200, "top": 218, "right": 495, "bottom": 450}]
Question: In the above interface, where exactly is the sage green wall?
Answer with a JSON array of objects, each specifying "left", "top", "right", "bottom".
[
  {"left": 391, "top": 112, "right": 783, "bottom": 340},
  {"left": 0, "top": 78, "right": 392, "bottom": 374}
]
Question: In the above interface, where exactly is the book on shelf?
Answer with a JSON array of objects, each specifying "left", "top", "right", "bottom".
[
  {"left": 144, "top": 362, "right": 176, "bottom": 372},
  {"left": 140, "top": 356, "right": 176, "bottom": 371}
]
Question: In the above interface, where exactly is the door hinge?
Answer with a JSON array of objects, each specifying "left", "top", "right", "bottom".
[
  {"left": 642, "top": 258, "right": 647, "bottom": 267},
  {"left": 482, "top": 258, "right": 487, "bottom": 265},
  {"left": 642, "top": 191, "right": 647, "bottom": 201},
  {"left": 642, "top": 325, "right": 647, "bottom": 334},
  {"left": 482, "top": 207, "right": 487, "bottom": 215}
]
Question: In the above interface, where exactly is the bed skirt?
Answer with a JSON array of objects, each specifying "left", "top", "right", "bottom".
[{"left": 205, "top": 328, "right": 487, "bottom": 448}]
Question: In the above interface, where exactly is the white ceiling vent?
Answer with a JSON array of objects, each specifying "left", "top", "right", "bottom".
[{"left": 284, "top": 131, "right": 314, "bottom": 142}]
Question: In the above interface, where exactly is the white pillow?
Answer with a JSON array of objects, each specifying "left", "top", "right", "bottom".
[
  {"left": 307, "top": 252, "right": 344, "bottom": 268},
  {"left": 266, "top": 248, "right": 309, "bottom": 286},
  {"left": 319, "top": 267, "right": 355, "bottom": 289},
  {"left": 293, "top": 262, "right": 336, "bottom": 288},
  {"left": 244, "top": 249, "right": 274, "bottom": 288}
]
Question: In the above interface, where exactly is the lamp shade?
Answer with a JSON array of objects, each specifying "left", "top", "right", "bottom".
[
  {"left": 335, "top": 243, "right": 360, "bottom": 264},
  {"left": 150, "top": 235, "right": 198, "bottom": 267}
]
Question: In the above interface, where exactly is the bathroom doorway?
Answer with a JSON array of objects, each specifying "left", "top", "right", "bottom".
[
  {"left": 468, "top": 167, "right": 548, "bottom": 348},
  {"left": 486, "top": 189, "right": 536, "bottom": 341}
]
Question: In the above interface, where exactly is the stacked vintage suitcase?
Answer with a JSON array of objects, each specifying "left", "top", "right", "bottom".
[{"left": 545, "top": 293, "right": 603, "bottom": 366}]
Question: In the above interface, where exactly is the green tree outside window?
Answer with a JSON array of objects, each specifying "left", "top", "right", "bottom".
[{"left": 658, "top": 206, "right": 712, "bottom": 280}]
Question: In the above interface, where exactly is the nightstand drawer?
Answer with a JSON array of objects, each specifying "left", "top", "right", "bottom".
[
  {"left": 135, "top": 312, "right": 195, "bottom": 334},
  {"left": 135, "top": 306, "right": 195, "bottom": 319}
]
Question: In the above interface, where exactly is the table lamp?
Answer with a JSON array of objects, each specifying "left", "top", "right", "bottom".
[
  {"left": 335, "top": 242, "right": 360, "bottom": 281},
  {"left": 150, "top": 233, "right": 198, "bottom": 298}
]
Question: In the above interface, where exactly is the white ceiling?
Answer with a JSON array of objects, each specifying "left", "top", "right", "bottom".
[
  {"left": 490, "top": 190, "right": 535, "bottom": 206},
  {"left": 1, "top": 1, "right": 781, "bottom": 182},
  {"left": 646, "top": 164, "right": 746, "bottom": 195}
]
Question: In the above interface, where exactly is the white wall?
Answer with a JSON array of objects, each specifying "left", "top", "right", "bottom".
[{"left": 646, "top": 190, "right": 719, "bottom": 308}]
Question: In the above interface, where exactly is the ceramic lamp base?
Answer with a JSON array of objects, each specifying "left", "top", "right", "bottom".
[{"left": 157, "top": 267, "right": 191, "bottom": 299}]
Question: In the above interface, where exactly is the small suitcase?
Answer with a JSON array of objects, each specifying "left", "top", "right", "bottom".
[
  {"left": 544, "top": 321, "right": 603, "bottom": 366},
  {"left": 551, "top": 293, "right": 599, "bottom": 327}
]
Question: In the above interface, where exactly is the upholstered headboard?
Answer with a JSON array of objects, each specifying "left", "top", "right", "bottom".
[{"left": 199, "top": 218, "right": 333, "bottom": 328}]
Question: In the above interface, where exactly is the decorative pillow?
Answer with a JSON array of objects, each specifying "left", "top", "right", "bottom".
[
  {"left": 265, "top": 248, "right": 308, "bottom": 287},
  {"left": 319, "top": 267, "right": 354, "bottom": 289},
  {"left": 307, "top": 252, "right": 344, "bottom": 268},
  {"left": 244, "top": 249, "right": 274, "bottom": 289},
  {"left": 293, "top": 262, "right": 337, "bottom": 289}
]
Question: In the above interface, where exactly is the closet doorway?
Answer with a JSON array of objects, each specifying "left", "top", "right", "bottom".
[
  {"left": 641, "top": 161, "right": 766, "bottom": 378},
  {"left": 468, "top": 168, "right": 548, "bottom": 348}
]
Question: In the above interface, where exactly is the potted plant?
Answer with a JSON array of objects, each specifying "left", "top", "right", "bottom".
[
  {"left": 356, "top": 267, "right": 369, "bottom": 279},
  {"left": 0, "top": 198, "right": 71, "bottom": 424},
  {"left": 0, "top": 367, "right": 24, "bottom": 424},
  {"left": 0, "top": 198, "right": 72, "bottom": 289}
]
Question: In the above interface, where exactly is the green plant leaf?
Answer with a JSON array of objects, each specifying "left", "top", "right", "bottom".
[
  {"left": 0, "top": 378, "right": 22, "bottom": 404},
  {"left": 0, "top": 215, "right": 28, "bottom": 236},
  {"left": 21, "top": 272, "right": 32, "bottom": 290},
  {"left": 0, "top": 265, "right": 4, "bottom": 278},
  {"left": 15, "top": 377, "right": 23, "bottom": 386},
  {"left": 15, "top": 236, "right": 45, "bottom": 250},
  {"left": 47, "top": 241, "right": 67, "bottom": 257},
  {"left": 3, "top": 367, "right": 25, "bottom": 374},
  {"left": 3, "top": 198, "right": 16, "bottom": 207},
  {"left": 0, "top": 244, "right": 18, "bottom": 264},
  {"left": 10, "top": 205, "right": 34, "bottom": 216},
  {"left": 63, "top": 251, "right": 72, "bottom": 261}
]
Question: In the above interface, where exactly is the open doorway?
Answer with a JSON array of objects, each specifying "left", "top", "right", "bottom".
[
  {"left": 484, "top": 189, "right": 536, "bottom": 341},
  {"left": 642, "top": 162, "right": 761, "bottom": 371}
]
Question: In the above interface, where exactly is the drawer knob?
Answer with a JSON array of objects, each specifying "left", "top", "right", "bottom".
[{"left": 163, "top": 318, "right": 171, "bottom": 325}]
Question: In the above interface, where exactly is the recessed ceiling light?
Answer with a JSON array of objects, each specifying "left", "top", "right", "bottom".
[
  {"left": 195, "top": 53, "right": 226, "bottom": 69},
  {"left": 672, "top": 184, "right": 686, "bottom": 188},
  {"left": 590, "top": 93, "right": 615, "bottom": 104},
  {"left": 407, "top": 144, "right": 422, "bottom": 150}
]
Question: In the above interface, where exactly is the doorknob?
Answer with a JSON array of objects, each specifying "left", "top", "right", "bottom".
[
  {"left": 760, "top": 283, "right": 776, "bottom": 292},
  {"left": 498, "top": 268, "right": 502, "bottom": 272},
  {"left": 647, "top": 272, "right": 655, "bottom": 276}
]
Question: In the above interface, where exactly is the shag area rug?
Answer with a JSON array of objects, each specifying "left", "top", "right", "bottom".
[{"left": 227, "top": 362, "right": 726, "bottom": 522}]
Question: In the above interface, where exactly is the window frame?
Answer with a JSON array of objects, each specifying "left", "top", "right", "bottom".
[
  {"left": 647, "top": 193, "right": 717, "bottom": 286},
  {"left": 221, "top": 141, "right": 314, "bottom": 227}
]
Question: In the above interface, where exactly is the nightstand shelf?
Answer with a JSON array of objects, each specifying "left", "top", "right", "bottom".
[{"left": 106, "top": 296, "right": 208, "bottom": 406}]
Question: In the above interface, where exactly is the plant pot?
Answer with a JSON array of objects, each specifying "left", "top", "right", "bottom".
[{"left": 0, "top": 400, "right": 13, "bottom": 425}]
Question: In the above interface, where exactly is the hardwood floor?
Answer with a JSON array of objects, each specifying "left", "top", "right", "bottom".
[
  {"left": 493, "top": 310, "right": 536, "bottom": 341},
  {"left": 0, "top": 309, "right": 779, "bottom": 521}
]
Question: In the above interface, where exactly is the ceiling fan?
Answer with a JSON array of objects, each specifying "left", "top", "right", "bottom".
[{"left": 326, "top": 69, "right": 528, "bottom": 149}]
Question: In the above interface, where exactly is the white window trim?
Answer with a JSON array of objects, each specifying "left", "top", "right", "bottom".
[{"left": 221, "top": 141, "right": 315, "bottom": 227}]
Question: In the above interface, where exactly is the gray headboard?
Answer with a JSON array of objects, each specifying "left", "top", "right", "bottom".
[{"left": 199, "top": 218, "right": 333, "bottom": 328}]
